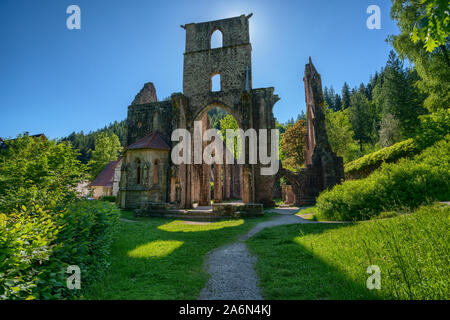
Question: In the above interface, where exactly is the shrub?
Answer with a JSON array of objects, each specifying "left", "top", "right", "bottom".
[
  {"left": 0, "top": 135, "right": 87, "bottom": 213},
  {"left": 414, "top": 108, "right": 450, "bottom": 150},
  {"left": 0, "top": 201, "right": 120, "bottom": 299},
  {"left": 344, "top": 138, "right": 419, "bottom": 179},
  {"left": 0, "top": 205, "right": 61, "bottom": 299},
  {"left": 317, "top": 136, "right": 450, "bottom": 221},
  {"left": 100, "top": 195, "right": 116, "bottom": 202}
]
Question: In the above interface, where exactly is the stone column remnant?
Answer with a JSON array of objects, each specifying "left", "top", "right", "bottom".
[{"left": 281, "top": 58, "right": 344, "bottom": 206}]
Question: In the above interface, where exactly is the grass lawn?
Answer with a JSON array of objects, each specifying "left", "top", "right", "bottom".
[
  {"left": 296, "top": 206, "right": 318, "bottom": 221},
  {"left": 82, "top": 211, "right": 276, "bottom": 299},
  {"left": 247, "top": 204, "right": 449, "bottom": 300}
]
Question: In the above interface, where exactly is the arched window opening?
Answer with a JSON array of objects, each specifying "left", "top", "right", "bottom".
[
  {"left": 210, "top": 29, "right": 223, "bottom": 49},
  {"left": 136, "top": 159, "right": 141, "bottom": 185},
  {"left": 153, "top": 159, "right": 159, "bottom": 185},
  {"left": 211, "top": 73, "right": 221, "bottom": 92}
]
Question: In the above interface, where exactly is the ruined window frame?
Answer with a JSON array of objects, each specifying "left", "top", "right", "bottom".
[{"left": 209, "top": 27, "right": 223, "bottom": 49}]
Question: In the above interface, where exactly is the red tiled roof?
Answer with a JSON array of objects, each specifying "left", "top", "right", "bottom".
[
  {"left": 126, "top": 131, "right": 170, "bottom": 151},
  {"left": 89, "top": 160, "right": 120, "bottom": 187}
]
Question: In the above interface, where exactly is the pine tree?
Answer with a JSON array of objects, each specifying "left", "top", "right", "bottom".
[
  {"left": 333, "top": 94, "right": 342, "bottom": 111},
  {"left": 374, "top": 51, "right": 426, "bottom": 137},
  {"left": 348, "top": 91, "right": 374, "bottom": 152},
  {"left": 341, "top": 82, "right": 351, "bottom": 109},
  {"left": 324, "top": 86, "right": 335, "bottom": 110}
]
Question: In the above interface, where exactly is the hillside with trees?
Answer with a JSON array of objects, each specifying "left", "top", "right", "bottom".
[{"left": 60, "top": 120, "right": 126, "bottom": 164}]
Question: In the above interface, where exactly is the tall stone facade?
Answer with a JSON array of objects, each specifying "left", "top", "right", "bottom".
[
  {"left": 281, "top": 58, "right": 344, "bottom": 205},
  {"left": 117, "top": 14, "right": 347, "bottom": 209},
  {"left": 171, "top": 14, "right": 280, "bottom": 208}
]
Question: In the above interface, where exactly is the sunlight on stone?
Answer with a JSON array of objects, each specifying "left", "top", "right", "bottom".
[
  {"left": 127, "top": 240, "right": 183, "bottom": 258},
  {"left": 158, "top": 219, "right": 244, "bottom": 233}
]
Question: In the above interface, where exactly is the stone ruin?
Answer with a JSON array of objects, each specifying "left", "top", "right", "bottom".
[
  {"left": 281, "top": 58, "right": 344, "bottom": 206},
  {"left": 117, "top": 14, "right": 343, "bottom": 213}
]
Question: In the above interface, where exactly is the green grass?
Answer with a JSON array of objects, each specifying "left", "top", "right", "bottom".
[
  {"left": 247, "top": 204, "right": 449, "bottom": 300},
  {"left": 273, "top": 198, "right": 284, "bottom": 206},
  {"left": 296, "top": 206, "right": 318, "bottom": 221},
  {"left": 82, "top": 211, "right": 276, "bottom": 299}
]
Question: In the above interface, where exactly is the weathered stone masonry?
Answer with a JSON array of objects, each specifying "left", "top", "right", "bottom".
[
  {"left": 118, "top": 14, "right": 343, "bottom": 210},
  {"left": 281, "top": 58, "right": 344, "bottom": 206}
]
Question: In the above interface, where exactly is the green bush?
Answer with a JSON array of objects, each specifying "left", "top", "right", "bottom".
[
  {"left": 0, "top": 201, "right": 120, "bottom": 299},
  {"left": 414, "top": 108, "right": 450, "bottom": 150},
  {"left": 0, "top": 135, "right": 87, "bottom": 213},
  {"left": 100, "top": 195, "right": 116, "bottom": 202},
  {"left": 317, "top": 136, "right": 450, "bottom": 221},
  {"left": 344, "top": 138, "right": 419, "bottom": 179},
  {"left": 0, "top": 205, "right": 61, "bottom": 299}
]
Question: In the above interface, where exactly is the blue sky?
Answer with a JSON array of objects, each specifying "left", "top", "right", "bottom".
[{"left": 0, "top": 0, "right": 398, "bottom": 139}]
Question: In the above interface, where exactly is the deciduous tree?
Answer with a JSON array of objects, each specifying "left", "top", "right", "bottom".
[
  {"left": 281, "top": 119, "right": 307, "bottom": 171},
  {"left": 88, "top": 132, "right": 122, "bottom": 179}
]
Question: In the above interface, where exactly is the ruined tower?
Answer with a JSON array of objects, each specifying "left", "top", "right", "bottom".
[
  {"left": 175, "top": 14, "right": 280, "bottom": 207},
  {"left": 120, "top": 14, "right": 280, "bottom": 209},
  {"left": 282, "top": 58, "right": 344, "bottom": 205},
  {"left": 182, "top": 14, "right": 252, "bottom": 96}
]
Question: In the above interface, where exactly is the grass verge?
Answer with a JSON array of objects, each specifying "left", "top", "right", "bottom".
[
  {"left": 82, "top": 211, "right": 276, "bottom": 299},
  {"left": 247, "top": 204, "right": 449, "bottom": 300}
]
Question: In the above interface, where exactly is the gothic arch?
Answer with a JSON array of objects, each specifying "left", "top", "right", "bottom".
[{"left": 209, "top": 27, "right": 224, "bottom": 49}]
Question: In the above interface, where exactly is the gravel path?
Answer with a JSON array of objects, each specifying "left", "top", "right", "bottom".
[{"left": 198, "top": 207, "right": 313, "bottom": 300}]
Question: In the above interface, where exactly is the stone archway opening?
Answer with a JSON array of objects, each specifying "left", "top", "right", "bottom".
[
  {"left": 190, "top": 104, "right": 244, "bottom": 208},
  {"left": 210, "top": 28, "right": 223, "bottom": 49}
]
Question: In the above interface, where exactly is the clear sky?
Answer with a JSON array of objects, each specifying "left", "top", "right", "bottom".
[{"left": 0, "top": 0, "right": 398, "bottom": 139}]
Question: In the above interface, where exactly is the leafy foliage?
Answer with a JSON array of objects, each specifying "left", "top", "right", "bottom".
[
  {"left": 61, "top": 120, "right": 126, "bottom": 164},
  {"left": 88, "top": 132, "right": 122, "bottom": 180},
  {"left": 281, "top": 119, "right": 307, "bottom": 171},
  {"left": 100, "top": 195, "right": 117, "bottom": 202},
  {"left": 317, "top": 135, "right": 450, "bottom": 221},
  {"left": 413, "top": 108, "right": 450, "bottom": 149},
  {"left": 344, "top": 138, "right": 419, "bottom": 179},
  {"left": 409, "top": 0, "right": 449, "bottom": 53},
  {"left": 207, "top": 108, "right": 228, "bottom": 130},
  {"left": 0, "top": 205, "right": 61, "bottom": 299},
  {"left": 0, "top": 135, "right": 87, "bottom": 213},
  {"left": 0, "top": 201, "right": 120, "bottom": 299},
  {"left": 390, "top": 0, "right": 450, "bottom": 111},
  {"left": 325, "top": 109, "right": 358, "bottom": 162},
  {"left": 218, "top": 114, "right": 240, "bottom": 159},
  {"left": 344, "top": 108, "right": 449, "bottom": 179}
]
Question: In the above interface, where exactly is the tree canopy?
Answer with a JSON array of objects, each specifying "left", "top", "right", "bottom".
[
  {"left": 88, "top": 132, "right": 122, "bottom": 180},
  {"left": 0, "top": 135, "right": 87, "bottom": 213}
]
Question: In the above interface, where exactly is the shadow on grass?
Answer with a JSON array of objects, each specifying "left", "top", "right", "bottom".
[
  {"left": 247, "top": 222, "right": 381, "bottom": 300},
  {"left": 82, "top": 215, "right": 269, "bottom": 300}
]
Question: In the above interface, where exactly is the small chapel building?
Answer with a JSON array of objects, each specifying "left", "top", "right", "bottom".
[{"left": 118, "top": 131, "right": 171, "bottom": 209}]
